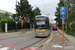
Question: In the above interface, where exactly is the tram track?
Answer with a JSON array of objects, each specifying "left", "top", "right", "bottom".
[{"left": 20, "top": 38, "right": 44, "bottom": 50}]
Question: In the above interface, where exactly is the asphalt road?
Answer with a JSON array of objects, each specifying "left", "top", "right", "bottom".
[{"left": 0, "top": 31, "right": 50, "bottom": 50}]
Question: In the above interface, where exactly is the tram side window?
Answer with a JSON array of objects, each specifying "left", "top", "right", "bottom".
[{"left": 46, "top": 19, "right": 49, "bottom": 30}]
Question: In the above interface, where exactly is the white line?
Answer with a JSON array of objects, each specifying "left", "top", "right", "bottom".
[
  {"left": 0, "top": 45, "right": 2, "bottom": 47},
  {"left": 14, "top": 49, "right": 16, "bottom": 50},
  {"left": 0, "top": 47, "right": 9, "bottom": 50}
]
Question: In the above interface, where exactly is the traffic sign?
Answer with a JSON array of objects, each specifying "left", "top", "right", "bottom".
[
  {"left": 60, "top": 7, "right": 65, "bottom": 14},
  {"left": 60, "top": 7, "right": 65, "bottom": 45},
  {"left": 61, "top": 14, "right": 65, "bottom": 19}
]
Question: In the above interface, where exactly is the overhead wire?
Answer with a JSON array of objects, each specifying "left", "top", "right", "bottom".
[{"left": 42, "top": 0, "right": 49, "bottom": 14}]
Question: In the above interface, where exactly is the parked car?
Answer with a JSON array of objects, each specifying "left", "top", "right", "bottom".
[{"left": 53, "top": 26, "right": 57, "bottom": 30}]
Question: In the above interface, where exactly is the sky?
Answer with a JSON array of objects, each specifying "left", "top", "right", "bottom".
[{"left": 0, "top": 0, "right": 59, "bottom": 23}]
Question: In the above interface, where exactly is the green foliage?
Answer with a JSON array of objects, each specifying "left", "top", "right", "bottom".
[
  {"left": 7, "top": 19, "right": 16, "bottom": 30},
  {"left": 0, "top": 19, "right": 30, "bottom": 32},
  {"left": 67, "top": 21, "right": 75, "bottom": 36},
  {"left": 16, "top": 0, "right": 32, "bottom": 21},
  {"left": 29, "top": 7, "right": 41, "bottom": 24},
  {"left": 55, "top": 3, "right": 62, "bottom": 25},
  {"left": 11, "top": 14, "right": 16, "bottom": 20},
  {"left": 0, "top": 24, "right": 1, "bottom": 28},
  {"left": 17, "top": 21, "right": 21, "bottom": 29},
  {"left": 0, "top": 19, "right": 8, "bottom": 24},
  {"left": 12, "top": 0, "right": 41, "bottom": 24},
  {"left": 60, "top": 0, "right": 65, "bottom": 6},
  {"left": 33, "top": 7, "right": 41, "bottom": 16},
  {"left": 73, "top": 33, "right": 75, "bottom": 37},
  {"left": 70, "top": 21, "right": 75, "bottom": 32},
  {"left": 68, "top": 6, "right": 75, "bottom": 23},
  {"left": 0, "top": 19, "right": 8, "bottom": 31},
  {"left": 0, "top": 12, "right": 10, "bottom": 19}
]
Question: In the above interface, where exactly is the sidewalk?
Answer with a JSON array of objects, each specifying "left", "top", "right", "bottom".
[
  {"left": 38, "top": 30, "right": 75, "bottom": 50},
  {"left": 0, "top": 29, "right": 34, "bottom": 37},
  {"left": 58, "top": 29, "right": 75, "bottom": 46}
]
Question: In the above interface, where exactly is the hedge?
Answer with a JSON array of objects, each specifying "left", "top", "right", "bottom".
[
  {"left": 0, "top": 19, "right": 30, "bottom": 31},
  {"left": 70, "top": 21, "right": 75, "bottom": 36},
  {"left": 0, "top": 19, "right": 8, "bottom": 31},
  {"left": 70, "top": 21, "right": 75, "bottom": 32}
]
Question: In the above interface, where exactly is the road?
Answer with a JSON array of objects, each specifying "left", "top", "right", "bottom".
[
  {"left": 0, "top": 31, "right": 50, "bottom": 50},
  {"left": 0, "top": 30, "right": 74, "bottom": 50}
]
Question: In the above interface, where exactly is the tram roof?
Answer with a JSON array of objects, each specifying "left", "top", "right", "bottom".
[{"left": 35, "top": 15, "right": 48, "bottom": 18}]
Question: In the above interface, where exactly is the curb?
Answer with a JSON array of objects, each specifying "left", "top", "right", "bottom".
[
  {"left": 58, "top": 29, "right": 69, "bottom": 41},
  {"left": 0, "top": 30, "right": 34, "bottom": 40},
  {"left": 38, "top": 30, "right": 53, "bottom": 50}
]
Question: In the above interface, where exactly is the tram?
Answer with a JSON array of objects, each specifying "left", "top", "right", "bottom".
[{"left": 34, "top": 15, "right": 50, "bottom": 37}]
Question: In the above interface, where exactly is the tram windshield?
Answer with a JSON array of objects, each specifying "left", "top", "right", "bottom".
[{"left": 35, "top": 20, "right": 47, "bottom": 29}]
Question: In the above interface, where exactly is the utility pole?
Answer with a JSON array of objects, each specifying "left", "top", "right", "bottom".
[
  {"left": 67, "top": 1, "right": 68, "bottom": 33},
  {"left": 16, "top": 0, "right": 17, "bottom": 32},
  {"left": 60, "top": 0, "right": 66, "bottom": 45}
]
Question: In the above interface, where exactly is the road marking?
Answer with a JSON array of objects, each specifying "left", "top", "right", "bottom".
[
  {"left": 10, "top": 45, "right": 22, "bottom": 49},
  {"left": 0, "top": 42, "right": 9, "bottom": 46},
  {"left": 0, "top": 42, "right": 22, "bottom": 49},
  {"left": 14, "top": 49, "right": 16, "bottom": 50},
  {"left": 29, "top": 47, "right": 38, "bottom": 50},
  {"left": 0, "top": 47, "right": 9, "bottom": 50},
  {"left": 52, "top": 44, "right": 63, "bottom": 48},
  {"left": 0, "top": 45, "right": 2, "bottom": 47},
  {"left": 23, "top": 48, "right": 29, "bottom": 50}
]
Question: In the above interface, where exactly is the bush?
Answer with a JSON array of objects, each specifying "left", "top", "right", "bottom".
[
  {"left": 0, "top": 19, "right": 30, "bottom": 32},
  {"left": 17, "top": 21, "right": 21, "bottom": 29},
  {"left": 57, "top": 24, "right": 66, "bottom": 30},
  {"left": 73, "top": 33, "right": 75, "bottom": 37},
  {"left": 70, "top": 21, "right": 75, "bottom": 32},
  {"left": 0, "top": 19, "right": 8, "bottom": 31},
  {"left": 70, "top": 21, "right": 75, "bottom": 36},
  {"left": 7, "top": 19, "right": 16, "bottom": 30}
]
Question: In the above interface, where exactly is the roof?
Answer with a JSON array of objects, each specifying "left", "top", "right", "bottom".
[{"left": 0, "top": 9, "right": 14, "bottom": 15}]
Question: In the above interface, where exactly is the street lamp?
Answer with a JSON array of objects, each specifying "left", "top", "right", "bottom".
[
  {"left": 16, "top": 0, "right": 17, "bottom": 32},
  {"left": 64, "top": 0, "right": 68, "bottom": 33},
  {"left": 66, "top": 0, "right": 68, "bottom": 33}
]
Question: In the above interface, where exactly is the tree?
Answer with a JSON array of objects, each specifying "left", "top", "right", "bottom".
[
  {"left": 0, "top": 12, "right": 10, "bottom": 19},
  {"left": 69, "top": 6, "right": 75, "bottom": 23},
  {"left": 33, "top": 7, "right": 41, "bottom": 16},
  {"left": 55, "top": 3, "right": 61, "bottom": 26},
  {"left": 16, "top": 0, "right": 32, "bottom": 22},
  {"left": 60, "top": 0, "right": 65, "bottom": 6},
  {"left": 29, "top": 7, "right": 41, "bottom": 24},
  {"left": 11, "top": 14, "right": 16, "bottom": 20},
  {"left": 55, "top": 0, "right": 65, "bottom": 25}
]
